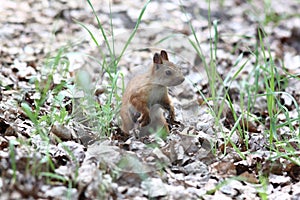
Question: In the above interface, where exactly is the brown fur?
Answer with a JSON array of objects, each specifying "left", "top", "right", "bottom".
[{"left": 120, "top": 50, "right": 185, "bottom": 136}]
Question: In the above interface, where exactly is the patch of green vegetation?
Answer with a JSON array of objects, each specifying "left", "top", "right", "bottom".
[
  {"left": 21, "top": 47, "right": 72, "bottom": 137},
  {"left": 75, "top": 0, "right": 150, "bottom": 136}
]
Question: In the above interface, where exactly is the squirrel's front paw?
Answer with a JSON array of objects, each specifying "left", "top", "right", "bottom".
[
  {"left": 138, "top": 114, "right": 150, "bottom": 127},
  {"left": 132, "top": 112, "right": 141, "bottom": 123}
]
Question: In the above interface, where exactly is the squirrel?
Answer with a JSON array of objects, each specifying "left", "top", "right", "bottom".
[{"left": 120, "top": 50, "right": 185, "bottom": 137}]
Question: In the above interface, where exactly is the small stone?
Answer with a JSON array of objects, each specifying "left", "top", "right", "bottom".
[{"left": 24, "top": 46, "right": 34, "bottom": 55}]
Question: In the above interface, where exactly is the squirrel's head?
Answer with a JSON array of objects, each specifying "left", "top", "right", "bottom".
[{"left": 151, "top": 50, "right": 185, "bottom": 86}]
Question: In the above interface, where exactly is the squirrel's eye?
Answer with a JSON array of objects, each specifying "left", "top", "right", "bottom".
[{"left": 165, "top": 70, "right": 172, "bottom": 76}]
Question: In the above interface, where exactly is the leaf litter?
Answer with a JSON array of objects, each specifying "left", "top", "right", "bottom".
[{"left": 0, "top": 0, "right": 300, "bottom": 199}]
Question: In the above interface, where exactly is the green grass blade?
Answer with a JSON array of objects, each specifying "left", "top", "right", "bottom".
[
  {"left": 86, "top": 0, "right": 113, "bottom": 56},
  {"left": 74, "top": 20, "right": 99, "bottom": 46},
  {"left": 116, "top": 0, "right": 151, "bottom": 65}
]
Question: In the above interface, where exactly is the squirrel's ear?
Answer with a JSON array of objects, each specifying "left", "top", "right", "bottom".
[
  {"left": 153, "top": 53, "right": 163, "bottom": 64},
  {"left": 160, "top": 50, "right": 169, "bottom": 61}
]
